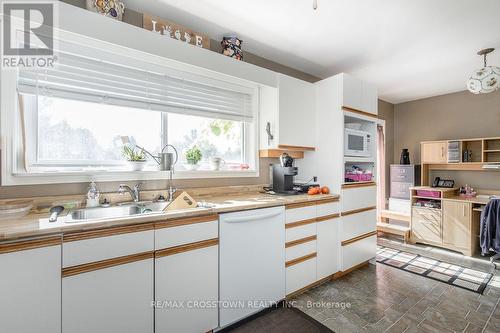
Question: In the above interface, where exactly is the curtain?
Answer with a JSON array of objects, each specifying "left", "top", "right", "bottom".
[{"left": 377, "top": 124, "right": 386, "bottom": 220}]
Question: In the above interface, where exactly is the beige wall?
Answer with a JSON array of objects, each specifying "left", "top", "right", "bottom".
[
  {"left": 378, "top": 100, "right": 395, "bottom": 200},
  {"left": 394, "top": 90, "right": 500, "bottom": 190}
]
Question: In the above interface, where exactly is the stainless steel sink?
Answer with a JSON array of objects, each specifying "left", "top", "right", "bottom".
[{"left": 64, "top": 201, "right": 170, "bottom": 223}]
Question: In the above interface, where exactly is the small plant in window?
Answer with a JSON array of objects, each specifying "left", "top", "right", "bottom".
[
  {"left": 122, "top": 145, "right": 147, "bottom": 171},
  {"left": 184, "top": 145, "right": 202, "bottom": 170}
]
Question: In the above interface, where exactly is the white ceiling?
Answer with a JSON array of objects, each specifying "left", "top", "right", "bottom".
[{"left": 124, "top": 0, "right": 500, "bottom": 104}]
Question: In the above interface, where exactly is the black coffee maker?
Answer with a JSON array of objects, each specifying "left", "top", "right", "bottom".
[{"left": 272, "top": 153, "right": 298, "bottom": 194}]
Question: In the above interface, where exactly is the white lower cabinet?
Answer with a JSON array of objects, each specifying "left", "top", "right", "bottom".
[
  {"left": 286, "top": 257, "right": 317, "bottom": 295},
  {"left": 155, "top": 244, "right": 219, "bottom": 333},
  {"left": 340, "top": 208, "right": 377, "bottom": 241},
  {"left": 62, "top": 258, "right": 154, "bottom": 333},
  {"left": 0, "top": 237, "right": 61, "bottom": 333},
  {"left": 341, "top": 235, "right": 377, "bottom": 271},
  {"left": 316, "top": 217, "right": 339, "bottom": 280}
]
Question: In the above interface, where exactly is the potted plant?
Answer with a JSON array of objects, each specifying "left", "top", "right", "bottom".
[
  {"left": 184, "top": 145, "right": 202, "bottom": 170},
  {"left": 122, "top": 145, "right": 147, "bottom": 171}
]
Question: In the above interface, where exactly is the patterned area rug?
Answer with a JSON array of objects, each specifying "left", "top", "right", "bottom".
[{"left": 376, "top": 246, "right": 493, "bottom": 294}]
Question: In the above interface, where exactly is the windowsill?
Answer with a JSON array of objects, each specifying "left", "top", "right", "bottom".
[{"left": 4, "top": 169, "right": 259, "bottom": 186}]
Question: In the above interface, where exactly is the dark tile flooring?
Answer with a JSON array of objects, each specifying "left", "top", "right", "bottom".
[{"left": 291, "top": 242, "right": 500, "bottom": 332}]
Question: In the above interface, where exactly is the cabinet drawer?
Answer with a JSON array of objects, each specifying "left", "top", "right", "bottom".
[
  {"left": 412, "top": 207, "right": 441, "bottom": 243},
  {"left": 341, "top": 235, "right": 376, "bottom": 271},
  {"left": 63, "top": 226, "right": 154, "bottom": 268},
  {"left": 285, "top": 238, "right": 316, "bottom": 262},
  {"left": 155, "top": 217, "right": 218, "bottom": 250},
  {"left": 285, "top": 204, "right": 316, "bottom": 224},
  {"left": 285, "top": 223, "right": 316, "bottom": 242},
  {"left": 390, "top": 182, "right": 412, "bottom": 199},
  {"left": 316, "top": 200, "right": 340, "bottom": 218},
  {"left": 342, "top": 185, "right": 376, "bottom": 212},
  {"left": 340, "top": 209, "right": 377, "bottom": 241},
  {"left": 286, "top": 256, "right": 316, "bottom": 295},
  {"left": 390, "top": 167, "right": 414, "bottom": 183}
]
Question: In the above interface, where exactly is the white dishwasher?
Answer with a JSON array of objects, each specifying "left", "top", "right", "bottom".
[{"left": 219, "top": 206, "right": 285, "bottom": 327}]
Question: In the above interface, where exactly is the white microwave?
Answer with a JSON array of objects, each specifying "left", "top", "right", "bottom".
[{"left": 344, "top": 128, "right": 372, "bottom": 157}]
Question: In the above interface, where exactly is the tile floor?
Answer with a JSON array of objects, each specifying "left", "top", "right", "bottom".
[{"left": 291, "top": 240, "right": 500, "bottom": 332}]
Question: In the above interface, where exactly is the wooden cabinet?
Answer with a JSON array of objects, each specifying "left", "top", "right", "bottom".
[
  {"left": 442, "top": 201, "right": 471, "bottom": 251},
  {"left": 342, "top": 73, "right": 378, "bottom": 115},
  {"left": 411, "top": 207, "right": 442, "bottom": 244},
  {"left": 260, "top": 74, "right": 315, "bottom": 150},
  {"left": 0, "top": 236, "right": 62, "bottom": 333},
  {"left": 154, "top": 215, "right": 219, "bottom": 333},
  {"left": 62, "top": 227, "right": 154, "bottom": 333},
  {"left": 421, "top": 141, "right": 447, "bottom": 164}
]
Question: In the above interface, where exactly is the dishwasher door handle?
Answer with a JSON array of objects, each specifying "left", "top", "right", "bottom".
[{"left": 223, "top": 210, "right": 283, "bottom": 223}]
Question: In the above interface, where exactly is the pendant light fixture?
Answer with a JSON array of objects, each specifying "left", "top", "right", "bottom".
[
  {"left": 467, "top": 48, "right": 500, "bottom": 94},
  {"left": 313, "top": 0, "right": 318, "bottom": 10}
]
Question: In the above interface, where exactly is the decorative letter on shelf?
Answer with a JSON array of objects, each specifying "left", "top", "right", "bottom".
[{"left": 143, "top": 13, "right": 210, "bottom": 49}]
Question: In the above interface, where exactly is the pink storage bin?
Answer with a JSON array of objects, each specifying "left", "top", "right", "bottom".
[
  {"left": 416, "top": 190, "right": 441, "bottom": 198},
  {"left": 345, "top": 172, "right": 373, "bottom": 182}
]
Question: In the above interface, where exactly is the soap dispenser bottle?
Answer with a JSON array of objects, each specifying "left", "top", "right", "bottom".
[{"left": 86, "top": 181, "right": 100, "bottom": 208}]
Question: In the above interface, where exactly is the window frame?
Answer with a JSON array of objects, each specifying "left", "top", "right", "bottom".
[{"left": 0, "top": 33, "right": 260, "bottom": 186}]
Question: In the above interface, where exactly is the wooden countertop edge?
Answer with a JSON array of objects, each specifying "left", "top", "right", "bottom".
[{"left": 0, "top": 193, "right": 340, "bottom": 242}]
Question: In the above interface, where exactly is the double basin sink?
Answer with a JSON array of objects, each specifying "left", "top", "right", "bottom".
[{"left": 64, "top": 201, "right": 171, "bottom": 223}]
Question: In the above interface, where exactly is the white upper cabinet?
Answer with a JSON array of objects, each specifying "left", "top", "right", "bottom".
[
  {"left": 341, "top": 73, "right": 378, "bottom": 115},
  {"left": 277, "top": 74, "right": 316, "bottom": 148},
  {"left": 260, "top": 74, "right": 316, "bottom": 149}
]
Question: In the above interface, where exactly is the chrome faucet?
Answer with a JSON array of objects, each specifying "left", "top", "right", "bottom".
[{"left": 118, "top": 184, "right": 141, "bottom": 202}]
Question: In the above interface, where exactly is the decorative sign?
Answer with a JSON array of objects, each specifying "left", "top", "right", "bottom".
[{"left": 143, "top": 13, "right": 210, "bottom": 49}]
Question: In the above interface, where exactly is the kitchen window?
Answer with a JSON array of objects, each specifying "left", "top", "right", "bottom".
[
  {"left": 2, "top": 39, "right": 258, "bottom": 184},
  {"left": 22, "top": 95, "right": 249, "bottom": 171}
]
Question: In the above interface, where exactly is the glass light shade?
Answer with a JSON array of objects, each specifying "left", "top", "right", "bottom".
[{"left": 467, "top": 66, "right": 500, "bottom": 94}]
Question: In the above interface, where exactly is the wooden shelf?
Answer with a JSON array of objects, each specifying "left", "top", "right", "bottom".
[
  {"left": 259, "top": 149, "right": 304, "bottom": 159},
  {"left": 413, "top": 195, "right": 442, "bottom": 200},
  {"left": 341, "top": 181, "right": 376, "bottom": 189},
  {"left": 377, "top": 222, "right": 410, "bottom": 242},
  {"left": 379, "top": 210, "right": 410, "bottom": 223},
  {"left": 427, "top": 163, "right": 485, "bottom": 171},
  {"left": 484, "top": 150, "right": 500, "bottom": 153},
  {"left": 277, "top": 144, "right": 315, "bottom": 151}
]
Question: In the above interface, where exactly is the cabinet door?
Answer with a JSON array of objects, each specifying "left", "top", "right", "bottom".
[
  {"left": 62, "top": 259, "right": 154, "bottom": 333},
  {"left": 442, "top": 201, "right": 471, "bottom": 249},
  {"left": 155, "top": 245, "right": 218, "bottom": 333},
  {"left": 342, "top": 73, "right": 363, "bottom": 111},
  {"left": 421, "top": 142, "right": 447, "bottom": 164},
  {"left": 278, "top": 74, "right": 315, "bottom": 147},
  {"left": 412, "top": 207, "right": 441, "bottom": 243},
  {"left": 0, "top": 238, "right": 61, "bottom": 333},
  {"left": 361, "top": 81, "right": 378, "bottom": 115},
  {"left": 316, "top": 217, "right": 339, "bottom": 279}
]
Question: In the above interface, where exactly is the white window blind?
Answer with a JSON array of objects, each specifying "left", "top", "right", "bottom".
[{"left": 17, "top": 50, "right": 254, "bottom": 122}]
